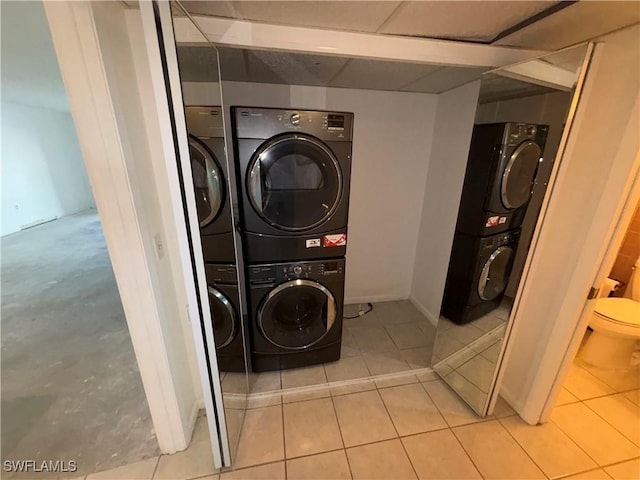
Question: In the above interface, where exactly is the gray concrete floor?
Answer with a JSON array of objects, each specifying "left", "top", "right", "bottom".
[{"left": 1, "top": 211, "right": 159, "bottom": 479}]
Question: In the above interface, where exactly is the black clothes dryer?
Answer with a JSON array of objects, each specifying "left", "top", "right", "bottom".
[
  {"left": 205, "top": 264, "right": 246, "bottom": 372},
  {"left": 247, "top": 258, "right": 345, "bottom": 372},
  {"left": 186, "top": 106, "right": 235, "bottom": 263},
  {"left": 456, "top": 122, "right": 548, "bottom": 236},
  {"left": 441, "top": 229, "right": 520, "bottom": 324},
  {"left": 231, "top": 107, "right": 353, "bottom": 263}
]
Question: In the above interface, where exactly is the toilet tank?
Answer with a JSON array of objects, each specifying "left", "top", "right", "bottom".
[{"left": 624, "top": 257, "right": 640, "bottom": 301}]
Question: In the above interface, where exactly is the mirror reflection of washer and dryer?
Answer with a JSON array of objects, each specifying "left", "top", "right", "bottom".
[
  {"left": 187, "top": 106, "right": 354, "bottom": 373},
  {"left": 442, "top": 122, "right": 549, "bottom": 324},
  {"left": 186, "top": 107, "right": 245, "bottom": 373}
]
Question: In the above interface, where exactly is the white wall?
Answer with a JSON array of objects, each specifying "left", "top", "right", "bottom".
[
  {"left": 185, "top": 81, "right": 438, "bottom": 303},
  {"left": 500, "top": 25, "right": 640, "bottom": 423},
  {"left": 410, "top": 81, "right": 481, "bottom": 324},
  {"left": 1, "top": 102, "right": 94, "bottom": 236}
]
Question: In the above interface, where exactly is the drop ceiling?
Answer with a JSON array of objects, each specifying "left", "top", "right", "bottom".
[
  {"left": 177, "top": 45, "right": 489, "bottom": 94},
  {"left": 177, "top": 1, "right": 639, "bottom": 49},
  {"left": 179, "top": 1, "right": 559, "bottom": 43}
]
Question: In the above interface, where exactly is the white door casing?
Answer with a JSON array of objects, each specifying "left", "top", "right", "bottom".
[
  {"left": 138, "top": 0, "right": 230, "bottom": 466},
  {"left": 43, "top": 1, "right": 205, "bottom": 454}
]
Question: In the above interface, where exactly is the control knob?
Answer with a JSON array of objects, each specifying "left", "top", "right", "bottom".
[
  {"left": 293, "top": 265, "right": 303, "bottom": 275},
  {"left": 290, "top": 113, "right": 301, "bottom": 126}
]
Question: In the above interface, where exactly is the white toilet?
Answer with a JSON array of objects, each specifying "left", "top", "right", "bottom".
[{"left": 580, "top": 257, "right": 640, "bottom": 369}]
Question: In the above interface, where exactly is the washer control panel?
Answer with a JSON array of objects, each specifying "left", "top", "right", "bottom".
[{"left": 249, "top": 258, "right": 345, "bottom": 285}]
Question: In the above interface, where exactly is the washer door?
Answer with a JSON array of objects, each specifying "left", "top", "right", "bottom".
[
  {"left": 501, "top": 140, "right": 541, "bottom": 210},
  {"left": 478, "top": 246, "right": 515, "bottom": 301},
  {"left": 247, "top": 134, "right": 342, "bottom": 231},
  {"left": 258, "top": 279, "right": 337, "bottom": 350},
  {"left": 208, "top": 287, "right": 238, "bottom": 349},
  {"left": 189, "top": 135, "right": 225, "bottom": 227}
]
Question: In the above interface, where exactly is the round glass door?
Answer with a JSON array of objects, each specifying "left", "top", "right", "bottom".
[
  {"left": 189, "top": 136, "right": 224, "bottom": 227},
  {"left": 208, "top": 287, "right": 237, "bottom": 349},
  {"left": 258, "top": 279, "right": 337, "bottom": 350},
  {"left": 247, "top": 134, "right": 342, "bottom": 231},
  {"left": 478, "top": 246, "right": 515, "bottom": 301},
  {"left": 501, "top": 141, "right": 541, "bottom": 209}
]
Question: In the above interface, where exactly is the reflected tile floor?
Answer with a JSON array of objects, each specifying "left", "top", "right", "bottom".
[
  {"left": 76, "top": 373, "right": 639, "bottom": 480},
  {"left": 234, "top": 300, "right": 439, "bottom": 396}
]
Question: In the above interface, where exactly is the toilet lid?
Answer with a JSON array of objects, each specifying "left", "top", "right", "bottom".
[{"left": 594, "top": 298, "right": 640, "bottom": 327}]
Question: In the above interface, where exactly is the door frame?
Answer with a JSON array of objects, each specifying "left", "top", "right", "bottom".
[
  {"left": 43, "top": 1, "right": 220, "bottom": 457},
  {"left": 538, "top": 129, "right": 640, "bottom": 422},
  {"left": 497, "top": 24, "right": 640, "bottom": 423},
  {"left": 140, "top": 0, "right": 231, "bottom": 465}
]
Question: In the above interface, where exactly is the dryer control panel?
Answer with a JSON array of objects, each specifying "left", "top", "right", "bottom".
[
  {"left": 501, "top": 122, "right": 549, "bottom": 147},
  {"left": 233, "top": 107, "right": 354, "bottom": 142},
  {"left": 249, "top": 258, "right": 345, "bottom": 285}
]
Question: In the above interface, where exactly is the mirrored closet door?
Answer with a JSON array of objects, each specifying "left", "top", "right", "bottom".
[{"left": 433, "top": 44, "right": 594, "bottom": 416}]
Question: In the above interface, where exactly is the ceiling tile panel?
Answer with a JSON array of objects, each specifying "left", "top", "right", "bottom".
[
  {"left": 177, "top": 46, "right": 220, "bottom": 82},
  {"left": 218, "top": 47, "right": 349, "bottom": 86},
  {"left": 379, "top": 1, "right": 557, "bottom": 41},
  {"left": 401, "top": 66, "right": 487, "bottom": 93},
  {"left": 494, "top": 1, "right": 640, "bottom": 49},
  {"left": 329, "top": 58, "right": 440, "bottom": 91},
  {"left": 234, "top": 1, "right": 401, "bottom": 32},
  {"left": 178, "top": 1, "right": 237, "bottom": 18}
]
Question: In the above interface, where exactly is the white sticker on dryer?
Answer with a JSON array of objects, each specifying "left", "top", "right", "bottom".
[{"left": 306, "top": 239, "right": 321, "bottom": 248}]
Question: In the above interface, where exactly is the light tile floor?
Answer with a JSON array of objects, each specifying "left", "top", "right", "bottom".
[
  {"left": 74, "top": 317, "right": 640, "bottom": 480},
  {"left": 75, "top": 367, "right": 639, "bottom": 480}
]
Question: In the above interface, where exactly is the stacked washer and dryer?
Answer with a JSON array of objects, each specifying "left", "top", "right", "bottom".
[
  {"left": 185, "top": 107, "right": 245, "bottom": 372},
  {"left": 442, "top": 122, "right": 549, "bottom": 324},
  {"left": 231, "top": 107, "right": 354, "bottom": 372}
]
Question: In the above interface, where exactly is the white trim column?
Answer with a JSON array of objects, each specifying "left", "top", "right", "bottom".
[{"left": 44, "top": 1, "right": 198, "bottom": 454}]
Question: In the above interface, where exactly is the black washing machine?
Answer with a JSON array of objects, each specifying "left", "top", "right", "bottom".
[
  {"left": 247, "top": 258, "right": 345, "bottom": 372},
  {"left": 186, "top": 106, "right": 235, "bottom": 263},
  {"left": 205, "top": 264, "right": 246, "bottom": 372},
  {"left": 456, "top": 122, "right": 548, "bottom": 236},
  {"left": 231, "top": 107, "right": 353, "bottom": 263},
  {"left": 441, "top": 229, "right": 520, "bottom": 324}
]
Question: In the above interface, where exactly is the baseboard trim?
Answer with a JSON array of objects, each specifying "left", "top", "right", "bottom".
[
  {"left": 408, "top": 295, "right": 440, "bottom": 327},
  {"left": 186, "top": 400, "right": 201, "bottom": 447},
  {"left": 345, "top": 294, "right": 408, "bottom": 305},
  {"left": 242, "top": 367, "right": 436, "bottom": 403}
]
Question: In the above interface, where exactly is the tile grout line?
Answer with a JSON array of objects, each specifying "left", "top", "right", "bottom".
[
  {"left": 416, "top": 379, "right": 492, "bottom": 478},
  {"left": 447, "top": 424, "right": 487, "bottom": 479},
  {"left": 558, "top": 390, "right": 640, "bottom": 464},
  {"left": 580, "top": 392, "right": 640, "bottom": 447},
  {"left": 376, "top": 385, "right": 421, "bottom": 480},
  {"left": 547, "top": 411, "right": 606, "bottom": 469},
  {"left": 281, "top": 400, "right": 288, "bottom": 479},
  {"left": 416, "top": 378, "right": 495, "bottom": 430},
  {"left": 494, "top": 416, "right": 552, "bottom": 479},
  {"left": 498, "top": 412, "right": 599, "bottom": 478},
  {"left": 150, "top": 455, "right": 161, "bottom": 480},
  {"left": 329, "top": 392, "right": 354, "bottom": 479}
]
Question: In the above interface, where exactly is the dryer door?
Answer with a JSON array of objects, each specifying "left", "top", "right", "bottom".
[
  {"left": 258, "top": 279, "right": 337, "bottom": 349},
  {"left": 478, "top": 246, "right": 515, "bottom": 300},
  {"left": 189, "top": 135, "right": 225, "bottom": 227},
  {"left": 501, "top": 140, "right": 541, "bottom": 209},
  {"left": 208, "top": 287, "right": 239, "bottom": 349},
  {"left": 247, "top": 133, "right": 342, "bottom": 231}
]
